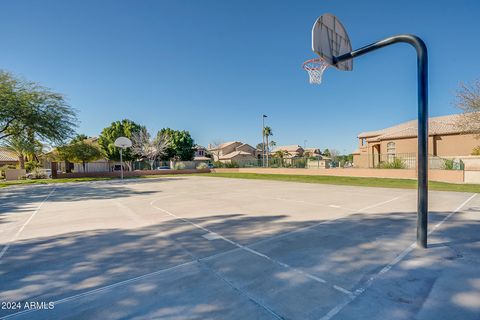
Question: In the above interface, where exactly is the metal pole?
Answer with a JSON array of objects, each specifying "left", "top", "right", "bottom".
[
  {"left": 262, "top": 115, "right": 266, "bottom": 167},
  {"left": 120, "top": 148, "right": 124, "bottom": 180},
  {"left": 334, "top": 34, "right": 428, "bottom": 248}
]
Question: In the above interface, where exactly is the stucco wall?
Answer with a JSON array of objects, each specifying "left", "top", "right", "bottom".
[
  {"left": 355, "top": 133, "right": 479, "bottom": 168},
  {"left": 5, "top": 169, "right": 26, "bottom": 181},
  {"left": 370, "top": 134, "right": 477, "bottom": 157},
  {"left": 212, "top": 168, "right": 464, "bottom": 184},
  {"left": 353, "top": 154, "right": 369, "bottom": 168},
  {"left": 434, "top": 134, "right": 478, "bottom": 156},
  {"left": 220, "top": 142, "right": 241, "bottom": 157},
  {"left": 56, "top": 168, "right": 210, "bottom": 179}
]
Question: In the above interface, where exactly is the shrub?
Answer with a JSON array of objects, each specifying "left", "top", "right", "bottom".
[
  {"left": 196, "top": 162, "right": 209, "bottom": 169},
  {"left": 28, "top": 168, "right": 47, "bottom": 179},
  {"left": 224, "top": 161, "right": 239, "bottom": 168},
  {"left": 379, "top": 158, "right": 406, "bottom": 169},
  {"left": 25, "top": 161, "right": 41, "bottom": 172},
  {"left": 472, "top": 146, "right": 480, "bottom": 155},
  {"left": 173, "top": 162, "right": 186, "bottom": 170},
  {"left": 443, "top": 159, "right": 455, "bottom": 170},
  {"left": 212, "top": 161, "right": 224, "bottom": 168}
]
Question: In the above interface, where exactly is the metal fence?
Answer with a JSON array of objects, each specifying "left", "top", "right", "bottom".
[
  {"left": 222, "top": 154, "right": 464, "bottom": 171},
  {"left": 217, "top": 157, "right": 330, "bottom": 169},
  {"left": 133, "top": 160, "right": 170, "bottom": 170},
  {"left": 368, "top": 153, "right": 464, "bottom": 170}
]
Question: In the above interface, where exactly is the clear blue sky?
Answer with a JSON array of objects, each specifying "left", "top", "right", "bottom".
[{"left": 1, "top": 0, "right": 479, "bottom": 153}]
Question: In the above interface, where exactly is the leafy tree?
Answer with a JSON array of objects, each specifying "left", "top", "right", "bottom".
[
  {"left": 71, "top": 134, "right": 89, "bottom": 143},
  {"left": 157, "top": 128, "right": 195, "bottom": 161},
  {"left": 97, "top": 120, "right": 144, "bottom": 164},
  {"left": 57, "top": 140, "right": 102, "bottom": 172},
  {"left": 0, "top": 71, "right": 77, "bottom": 144},
  {"left": 323, "top": 148, "right": 331, "bottom": 157}
]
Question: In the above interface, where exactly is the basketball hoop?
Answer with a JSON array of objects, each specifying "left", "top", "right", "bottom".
[{"left": 303, "top": 58, "right": 329, "bottom": 84}]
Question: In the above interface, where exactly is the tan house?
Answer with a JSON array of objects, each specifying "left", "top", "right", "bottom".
[
  {"left": 193, "top": 145, "right": 210, "bottom": 161},
  {"left": 208, "top": 141, "right": 260, "bottom": 163},
  {"left": 0, "top": 148, "right": 18, "bottom": 166},
  {"left": 304, "top": 148, "right": 322, "bottom": 158},
  {"left": 271, "top": 145, "right": 305, "bottom": 158},
  {"left": 352, "top": 113, "right": 479, "bottom": 168}
]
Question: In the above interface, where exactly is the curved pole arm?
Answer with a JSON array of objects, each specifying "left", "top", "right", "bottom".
[{"left": 334, "top": 34, "right": 429, "bottom": 249}]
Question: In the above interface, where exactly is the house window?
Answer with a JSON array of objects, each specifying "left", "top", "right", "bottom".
[
  {"left": 198, "top": 150, "right": 204, "bottom": 156},
  {"left": 387, "top": 142, "right": 396, "bottom": 162}
]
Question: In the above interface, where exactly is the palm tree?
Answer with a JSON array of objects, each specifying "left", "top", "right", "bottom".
[
  {"left": 263, "top": 126, "right": 273, "bottom": 167},
  {"left": 273, "top": 149, "right": 289, "bottom": 167},
  {"left": 269, "top": 140, "right": 276, "bottom": 150},
  {"left": 2, "top": 135, "right": 39, "bottom": 169}
]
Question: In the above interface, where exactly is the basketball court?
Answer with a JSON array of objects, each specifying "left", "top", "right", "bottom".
[{"left": 1, "top": 176, "right": 479, "bottom": 319}]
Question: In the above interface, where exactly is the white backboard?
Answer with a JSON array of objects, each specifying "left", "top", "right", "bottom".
[
  {"left": 312, "top": 13, "right": 353, "bottom": 71},
  {"left": 114, "top": 137, "right": 132, "bottom": 149}
]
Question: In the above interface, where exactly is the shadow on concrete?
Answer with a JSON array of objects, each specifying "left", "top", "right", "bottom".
[
  {"left": 0, "top": 177, "right": 187, "bottom": 215},
  {"left": 0, "top": 210, "right": 478, "bottom": 319}
]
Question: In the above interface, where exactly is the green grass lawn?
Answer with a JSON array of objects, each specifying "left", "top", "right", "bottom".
[
  {"left": 200, "top": 172, "right": 480, "bottom": 193},
  {"left": 3, "top": 172, "right": 480, "bottom": 193}
]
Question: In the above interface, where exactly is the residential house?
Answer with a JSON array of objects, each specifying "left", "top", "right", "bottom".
[
  {"left": 208, "top": 141, "right": 259, "bottom": 163},
  {"left": 304, "top": 148, "right": 322, "bottom": 158},
  {"left": 352, "top": 113, "right": 479, "bottom": 168},
  {"left": 0, "top": 148, "right": 18, "bottom": 166},
  {"left": 193, "top": 145, "right": 210, "bottom": 161},
  {"left": 271, "top": 145, "right": 305, "bottom": 158}
]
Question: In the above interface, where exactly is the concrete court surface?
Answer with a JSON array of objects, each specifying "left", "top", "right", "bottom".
[{"left": 0, "top": 176, "right": 479, "bottom": 320}]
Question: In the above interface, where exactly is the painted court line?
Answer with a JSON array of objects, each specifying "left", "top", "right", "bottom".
[
  {"left": 250, "top": 195, "right": 403, "bottom": 248},
  {"left": 318, "top": 193, "right": 478, "bottom": 320},
  {"left": 0, "top": 260, "right": 197, "bottom": 320},
  {"left": 149, "top": 199, "right": 353, "bottom": 295},
  {"left": 0, "top": 186, "right": 56, "bottom": 264},
  {"left": 0, "top": 190, "right": 406, "bottom": 318},
  {"left": 258, "top": 195, "right": 358, "bottom": 212}
]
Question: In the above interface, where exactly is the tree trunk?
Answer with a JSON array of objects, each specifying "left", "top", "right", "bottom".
[
  {"left": 266, "top": 136, "right": 269, "bottom": 167},
  {"left": 65, "top": 160, "right": 72, "bottom": 173},
  {"left": 82, "top": 161, "right": 86, "bottom": 172},
  {"left": 19, "top": 153, "right": 25, "bottom": 169}
]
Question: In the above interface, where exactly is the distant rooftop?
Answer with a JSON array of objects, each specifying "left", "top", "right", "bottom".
[{"left": 358, "top": 113, "right": 470, "bottom": 142}]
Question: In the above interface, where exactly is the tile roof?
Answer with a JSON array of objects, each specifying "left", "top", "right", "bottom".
[
  {"left": 208, "top": 141, "right": 239, "bottom": 150},
  {"left": 0, "top": 149, "right": 18, "bottom": 162},
  {"left": 359, "top": 113, "right": 470, "bottom": 142},
  {"left": 271, "top": 145, "right": 303, "bottom": 152}
]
